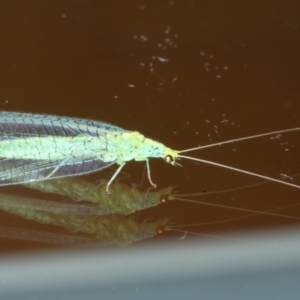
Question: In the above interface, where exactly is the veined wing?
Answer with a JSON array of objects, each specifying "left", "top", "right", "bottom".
[
  {"left": 0, "top": 156, "right": 116, "bottom": 185},
  {"left": 0, "top": 111, "right": 128, "bottom": 139},
  {"left": 0, "top": 111, "right": 125, "bottom": 185}
]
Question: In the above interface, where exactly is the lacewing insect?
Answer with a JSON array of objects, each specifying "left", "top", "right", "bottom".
[
  {"left": 0, "top": 190, "right": 169, "bottom": 247},
  {"left": 0, "top": 111, "right": 299, "bottom": 192},
  {"left": 26, "top": 177, "right": 173, "bottom": 215}
]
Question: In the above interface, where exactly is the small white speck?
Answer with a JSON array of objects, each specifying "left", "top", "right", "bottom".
[
  {"left": 149, "top": 62, "right": 154, "bottom": 73},
  {"left": 165, "top": 26, "right": 171, "bottom": 34},
  {"left": 114, "top": 95, "right": 118, "bottom": 99},
  {"left": 157, "top": 43, "right": 162, "bottom": 47},
  {"left": 140, "top": 62, "right": 145, "bottom": 66},
  {"left": 61, "top": 13, "right": 67, "bottom": 18},
  {"left": 157, "top": 56, "right": 169, "bottom": 62},
  {"left": 200, "top": 52, "right": 206, "bottom": 56},
  {"left": 223, "top": 66, "right": 228, "bottom": 70},
  {"left": 205, "top": 119, "right": 210, "bottom": 123},
  {"left": 216, "top": 74, "right": 222, "bottom": 78},
  {"left": 172, "top": 77, "right": 178, "bottom": 84},
  {"left": 285, "top": 148, "right": 289, "bottom": 151},
  {"left": 272, "top": 134, "right": 282, "bottom": 140},
  {"left": 209, "top": 55, "right": 214, "bottom": 59},
  {"left": 128, "top": 84, "right": 135, "bottom": 88},
  {"left": 140, "top": 35, "right": 148, "bottom": 41},
  {"left": 280, "top": 173, "right": 293, "bottom": 180}
]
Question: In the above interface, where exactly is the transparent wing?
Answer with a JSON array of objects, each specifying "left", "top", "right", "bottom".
[
  {"left": 0, "top": 111, "right": 124, "bottom": 185},
  {"left": 0, "top": 111, "right": 128, "bottom": 138},
  {"left": 0, "top": 156, "right": 116, "bottom": 186}
]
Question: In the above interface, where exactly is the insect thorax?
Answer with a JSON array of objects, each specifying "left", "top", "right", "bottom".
[
  {"left": 134, "top": 136, "right": 178, "bottom": 162},
  {"left": 104, "top": 131, "right": 178, "bottom": 163}
]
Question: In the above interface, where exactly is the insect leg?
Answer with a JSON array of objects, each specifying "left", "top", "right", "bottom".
[
  {"left": 106, "top": 163, "right": 125, "bottom": 193},
  {"left": 44, "top": 159, "right": 70, "bottom": 180},
  {"left": 146, "top": 159, "right": 157, "bottom": 189}
]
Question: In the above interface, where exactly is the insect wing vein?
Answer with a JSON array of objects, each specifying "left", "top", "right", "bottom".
[{"left": 0, "top": 111, "right": 125, "bottom": 185}]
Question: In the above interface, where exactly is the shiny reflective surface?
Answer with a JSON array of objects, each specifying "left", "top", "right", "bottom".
[
  {"left": 0, "top": 1, "right": 299, "bottom": 294},
  {"left": 0, "top": 177, "right": 169, "bottom": 246}
]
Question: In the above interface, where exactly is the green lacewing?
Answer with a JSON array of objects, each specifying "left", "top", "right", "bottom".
[{"left": 0, "top": 111, "right": 299, "bottom": 192}]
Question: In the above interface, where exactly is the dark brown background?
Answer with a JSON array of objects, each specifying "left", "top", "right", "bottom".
[{"left": 0, "top": 0, "right": 299, "bottom": 252}]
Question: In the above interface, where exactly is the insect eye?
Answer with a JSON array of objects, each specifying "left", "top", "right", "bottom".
[
  {"left": 165, "top": 155, "right": 174, "bottom": 163},
  {"left": 160, "top": 195, "right": 169, "bottom": 203},
  {"left": 157, "top": 226, "right": 165, "bottom": 234}
]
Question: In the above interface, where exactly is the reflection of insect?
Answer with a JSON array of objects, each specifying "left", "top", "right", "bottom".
[
  {"left": 0, "top": 111, "right": 299, "bottom": 192},
  {"left": 0, "top": 190, "right": 169, "bottom": 247},
  {"left": 25, "top": 176, "right": 300, "bottom": 222},
  {"left": 26, "top": 177, "right": 172, "bottom": 215},
  {"left": 1, "top": 179, "right": 299, "bottom": 247}
]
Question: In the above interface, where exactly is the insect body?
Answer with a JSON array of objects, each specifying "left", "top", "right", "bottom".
[
  {"left": 0, "top": 111, "right": 177, "bottom": 192},
  {"left": 0, "top": 111, "right": 299, "bottom": 192}
]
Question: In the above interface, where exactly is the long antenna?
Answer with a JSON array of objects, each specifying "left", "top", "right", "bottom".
[
  {"left": 179, "top": 155, "right": 300, "bottom": 189},
  {"left": 179, "top": 127, "right": 300, "bottom": 153}
]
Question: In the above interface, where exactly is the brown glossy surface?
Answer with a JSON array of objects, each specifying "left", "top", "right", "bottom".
[{"left": 0, "top": 0, "right": 299, "bottom": 252}]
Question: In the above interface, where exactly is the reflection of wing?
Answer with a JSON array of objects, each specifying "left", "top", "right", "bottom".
[
  {"left": 0, "top": 156, "right": 116, "bottom": 186},
  {"left": 0, "top": 226, "right": 105, "bottom": 246}
]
